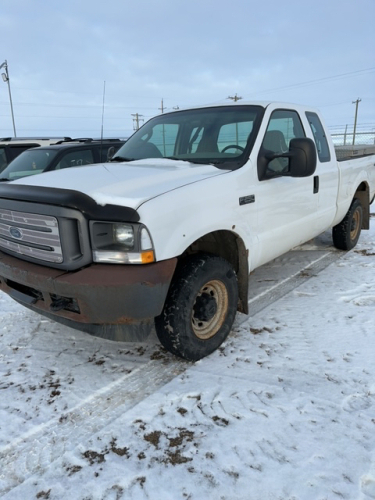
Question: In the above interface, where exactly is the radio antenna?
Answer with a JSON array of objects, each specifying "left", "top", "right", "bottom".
[{"left": 100, "top": 81, "right": 106, "bottom": 157}]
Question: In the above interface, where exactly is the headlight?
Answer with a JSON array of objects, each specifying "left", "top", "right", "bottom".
[
  {"left": 90, "top": 221, "right": 155, "bottom": 264},
  {"left": 114, "top": 224, "right": 135, "bottom": 247}
]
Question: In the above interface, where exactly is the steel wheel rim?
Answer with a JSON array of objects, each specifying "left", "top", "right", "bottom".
[
  {"left": 350, "top": 209, "right": 361, "bottom": 240},
  {"left": 191, "top": 280, "right": 228, "bottom": 340}
]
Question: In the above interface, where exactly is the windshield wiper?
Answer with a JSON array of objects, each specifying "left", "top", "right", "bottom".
[
  {"left": 164, "top": 156, "right": 221, "bottom": 165},
  {"left": 0, "top": 178, "right": 9, "bottom": 182},
  {"left": 109, "top": 156, "right": 135, "bottom": 162}
]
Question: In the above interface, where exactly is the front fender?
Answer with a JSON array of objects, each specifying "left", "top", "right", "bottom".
[{"left": 138, "top": 178, "right": 257, "bottom": 269}]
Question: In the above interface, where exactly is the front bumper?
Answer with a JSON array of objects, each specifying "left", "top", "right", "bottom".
[{"left": 0, "top": 250, "right": 177, "bottom": 341}]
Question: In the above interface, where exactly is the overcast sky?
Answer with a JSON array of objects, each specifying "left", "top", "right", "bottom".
[{"left": 1, "top": 0, "right": 374, "bottom": 139}]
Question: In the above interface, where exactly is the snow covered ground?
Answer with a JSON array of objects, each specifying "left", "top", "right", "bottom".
[{"left": 1, "top": 218, "right": 375, "bottom": 500}]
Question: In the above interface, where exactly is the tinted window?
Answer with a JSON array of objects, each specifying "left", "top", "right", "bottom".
[
  {"left": 0, "top": 148, "right": 7, "bottom": 172},
  {"left": 55, "top": 149, "right": 94, "bottom": 170},
  {"left": 9, "top": 144, "right": 40, "bottom": 161},
  {"left": 0, "top": 145, "right": 39, "bottom": 172},
  {"left": 306, "top": 112, "right": 331, "bottom": 162},
  {"left": 0, "top": 149, "right": 58, "bottom": 180}
]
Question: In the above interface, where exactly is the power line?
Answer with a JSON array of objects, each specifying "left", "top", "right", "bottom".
[
  {"left": 250, "top": 66, "right": 375, "bottom": 97},
  {"left": 0, "top": 100, "right": 158, "bottom": 110}
]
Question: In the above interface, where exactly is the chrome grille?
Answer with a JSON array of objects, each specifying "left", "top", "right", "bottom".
[{"left": 0, "top": 208, "right": 63, "bottom": 263}]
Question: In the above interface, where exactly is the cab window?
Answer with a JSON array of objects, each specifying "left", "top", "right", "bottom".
[
  {"left": 306, "top": 112, "right": 331, "bottom": 162},
  {"left": 261, "top": 109, "right": 305, "bottom": 174}
]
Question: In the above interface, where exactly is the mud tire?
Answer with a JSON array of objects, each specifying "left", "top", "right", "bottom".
[
  {"left": 155, "top": 254, "right": 238, "bottom": 361},
  {"left": 332, "top": 198, "right": 363, "bottom": 250}
]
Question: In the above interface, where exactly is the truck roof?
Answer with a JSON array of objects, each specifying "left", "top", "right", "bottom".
[{"left": 166, "top": 100, "right": 321, "bottom": 114}]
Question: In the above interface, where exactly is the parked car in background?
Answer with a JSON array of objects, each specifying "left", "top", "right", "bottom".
[
  {"left": 0, "top": 137, "right": 71, "bottom": 172},
  {"left": 0, "top": 138, "right": 125, "bottom": 181}
]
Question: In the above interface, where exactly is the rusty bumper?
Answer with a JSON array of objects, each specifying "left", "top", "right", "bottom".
[{"left": 0, "top": 251, "right": 177, "bottom": 341}]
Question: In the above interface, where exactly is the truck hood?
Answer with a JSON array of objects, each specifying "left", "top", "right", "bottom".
[{"left": 12, "top": 159, "right": 228, "bottom": 209}]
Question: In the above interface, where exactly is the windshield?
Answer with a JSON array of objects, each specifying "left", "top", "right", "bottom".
[
  {"left": 112, "top": 105, "right": 264, "bottom": 169},
  {"left": 0, "top": 149, "right": 58, "bottom": 181}
]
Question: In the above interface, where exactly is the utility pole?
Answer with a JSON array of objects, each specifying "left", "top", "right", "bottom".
[
  {"left": 227, "top": 94, "right": 242, "bottom": 144},
  {"left": 0, "top": 60, "right": 17, "bottom": 137},
  {"left": 159, "top": 99, "right": 179, "bottom": 113},
  {"left": 227, "top": 93, "right": 242, "bottom": 102},
  {"left": 159, "top": 98, "right": 166, "bottom": 113},
  {"left": 131, "top": 113, "right": 144, "bottom": 131},
  {"left": 352, "top": 98, "right": 361, "bottom": 145}
]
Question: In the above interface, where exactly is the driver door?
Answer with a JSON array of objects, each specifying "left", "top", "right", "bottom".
[{"left": 253, "top": 109, "right": 319, "bottom": 267}]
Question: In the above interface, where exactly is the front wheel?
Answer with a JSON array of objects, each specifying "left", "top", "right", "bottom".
[
  {"left": 332, "top": 198, "right": 363, "bottom": 250},
  {"left": 155, "top": 254, "right": 238, "bottom": 361}
]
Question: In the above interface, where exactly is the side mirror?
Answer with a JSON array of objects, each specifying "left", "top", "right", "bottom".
[
  {"left": 107, "top": 146, "right": 115, "bottom": 161},
  {"left": 258, "top": 137, "right": 317, "bottom": 181},
  {"left": 287, "top": 137, "right": 317, "bottom": 177}
]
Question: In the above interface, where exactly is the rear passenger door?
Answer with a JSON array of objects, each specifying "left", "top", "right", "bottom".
[{"left": 305, "top": 111, "right": 339, "bottom": 232}]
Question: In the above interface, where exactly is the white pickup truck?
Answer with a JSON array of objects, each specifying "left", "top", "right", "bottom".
[{"left": 0, "top": 102, "right": 374, "bottom": 360}]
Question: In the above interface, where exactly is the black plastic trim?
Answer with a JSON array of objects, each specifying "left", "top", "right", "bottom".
[{"left": 0, "top": 184, "right": 140, "bottom": 222}]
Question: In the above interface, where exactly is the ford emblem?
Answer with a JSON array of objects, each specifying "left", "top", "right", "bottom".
[{"left": 10, "top": 226, "right": 23, "bottom": 239}]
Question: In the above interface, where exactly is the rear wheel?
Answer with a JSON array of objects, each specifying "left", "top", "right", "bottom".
[
  {"left": 332, "top": 198, "right": 363, "bottom": 250},
  {"left": 155, "top": 254, "right": 238, "bottom": 361}
]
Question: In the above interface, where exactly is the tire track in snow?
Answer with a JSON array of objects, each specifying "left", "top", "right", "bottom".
[
  {"left": 238, "top": 250, "right": 343, "bottom": 324},
  {"left": 0, "top": 358, "right": 188, "bottom": 496}
]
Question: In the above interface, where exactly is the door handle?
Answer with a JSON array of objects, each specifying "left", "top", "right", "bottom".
[{"left": 313, "top": 175, "right": 319, "bottom": 194}]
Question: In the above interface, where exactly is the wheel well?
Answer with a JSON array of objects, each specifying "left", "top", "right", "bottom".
[
  {"left": 354, "top": 182, "right": 370, "bottom": 229},
  {"left": 180, "top": 230, "right": 249, "bottom": 314}
]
